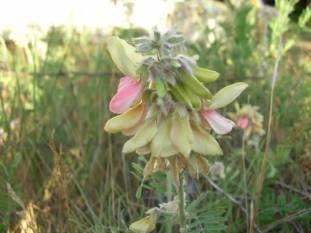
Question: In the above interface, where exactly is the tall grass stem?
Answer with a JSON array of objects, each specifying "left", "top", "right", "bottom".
[{"left": 256, "top": 38, "right": 283, "bottom": 199}]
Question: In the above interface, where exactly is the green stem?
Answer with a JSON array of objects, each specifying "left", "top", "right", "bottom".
[
  {"left": 178, "top": 172, "right": 187, "bottom": 233},
  {"left": 241, "top": 138, "right": 249, "bottom": 232},
  {"left": 165, "top": 174, "right": 173, "bottom": 233},
  {"left": 256, "top": 38, "right": 282, "bottom": 197}
]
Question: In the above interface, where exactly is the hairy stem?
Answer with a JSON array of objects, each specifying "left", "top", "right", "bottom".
[
  {"left": 165, "top": 174, "right": 173, "bottom": 233},
  {"left": 178, "top": 172, "right": 187, "bottom": 233}
]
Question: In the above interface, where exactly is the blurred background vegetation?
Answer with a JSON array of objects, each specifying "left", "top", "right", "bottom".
[{"left": 0, "top": 0, "right": 310, "bottom": 232}]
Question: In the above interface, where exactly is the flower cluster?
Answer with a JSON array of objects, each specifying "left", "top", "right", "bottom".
[
  {"left": 229, "top": 103, "right": 265, "bottom": 146},
  {"left": 104, "top": 29, "right": 247, "bottom": 183}
]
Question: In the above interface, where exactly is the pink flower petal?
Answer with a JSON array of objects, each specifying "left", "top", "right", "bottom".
[
  {"left": 202, "top": 109, "right": 235, "bottom": 135},
  {"left": 109, "top": 76, "right": 143, "bottom": 114},
  {"left": 237, "top": 116, "right": 249, "bottom": 129}
]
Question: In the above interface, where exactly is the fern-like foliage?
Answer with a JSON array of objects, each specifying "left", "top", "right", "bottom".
[{"left": 187, "top": 193, "right": 227, "bottom": 233}]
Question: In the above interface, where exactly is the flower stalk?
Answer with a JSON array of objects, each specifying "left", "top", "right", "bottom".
[
  {"left": 241, "top": 137, "right": 249, "bottom": 232},
  {"left": 178, "top": 172, "right": 187, "bottom": 233}
]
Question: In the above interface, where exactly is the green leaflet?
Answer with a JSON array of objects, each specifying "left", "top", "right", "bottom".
[
  {"left": 192, "top": 125, "right": 223, "bottom": 156},
  {"left": 107, "top": 36, "right": 144, "bottom": 78},
  {"left": 122, "top": 119, "right": 157, "bottom": 153},
  {"left": 104, "top": 103, "right": 145, "bottom": 133},
  {"left": 193, "top": 66, "right": 220, "bottom": 83},
  {"left": 209, "top": 82, "right": 248, "bottom": 109}
]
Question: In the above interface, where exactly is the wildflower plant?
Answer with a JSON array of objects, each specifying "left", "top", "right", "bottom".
[
  {"left": 104, "top": 28, "right": 247, "bottom": 232},
  {"left": 229, "top": 103, "right": 265, "bottom": 147}
]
